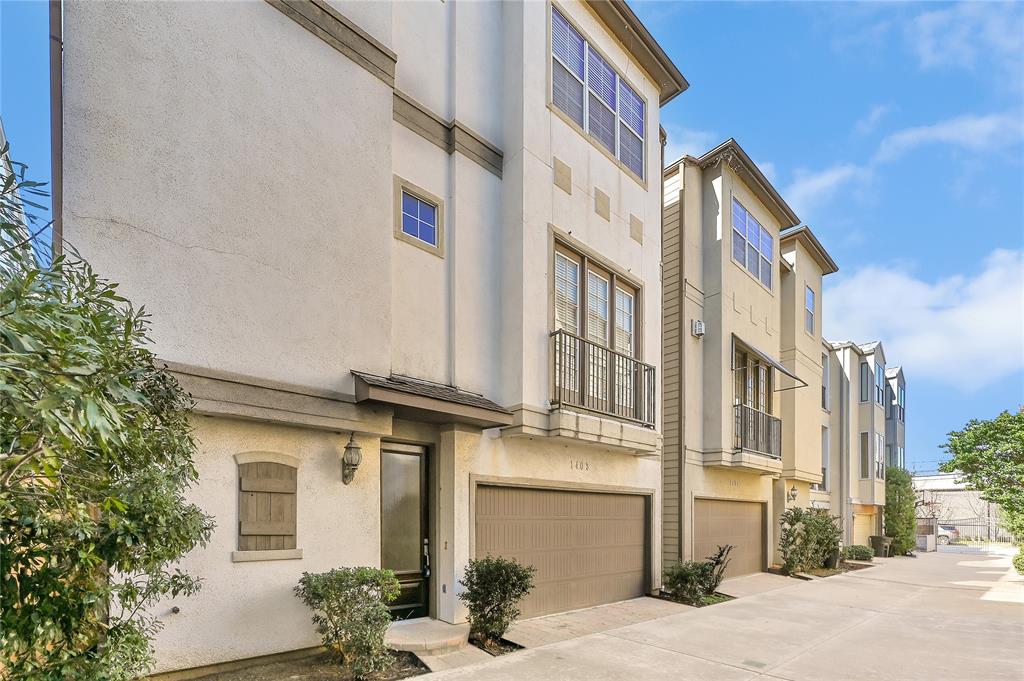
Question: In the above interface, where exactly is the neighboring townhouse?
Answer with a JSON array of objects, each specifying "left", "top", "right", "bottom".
[
  {"left": 823, "top": 341, "right": 889, "bottom": 546},
  {"left": 885, "top": 366, "right": 907, "bottom": 468},
  {"left": 777, "top": 226, "right": 839, "bottom": 553},
  {"left": 58, "top": 0, "right": 686, "bottom": 674},
  {"left": 662, "top": 139, "right": 813, "bottom": 578}
]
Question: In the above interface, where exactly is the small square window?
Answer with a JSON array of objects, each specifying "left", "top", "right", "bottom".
[{"left": 394, "top": 177, "right": 444, "bottom": 257}]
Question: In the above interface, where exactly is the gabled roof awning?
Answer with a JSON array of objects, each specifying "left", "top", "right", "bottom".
[
  {"left": 352, "top": 371, "right": 513, "bottom": 428},
  {"left": 731, "top": 334, "right": 807, "bottom": 390}
]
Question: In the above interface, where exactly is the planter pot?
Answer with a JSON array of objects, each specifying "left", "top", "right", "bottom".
[{"left": 825, "top": 548, "right": 840, "bottom": 569}]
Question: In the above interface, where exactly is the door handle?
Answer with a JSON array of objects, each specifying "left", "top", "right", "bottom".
[{"left": 422, "top": 538, "right": 430, "bottom": 578}]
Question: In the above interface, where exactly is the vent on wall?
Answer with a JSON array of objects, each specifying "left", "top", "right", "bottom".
[{"left": 691, "top": 319, "right": 706, "bottom": 338}]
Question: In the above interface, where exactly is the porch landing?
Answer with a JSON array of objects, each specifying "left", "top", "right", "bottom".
[{"left": 385, "top": 618, "right": 470, "bottom": 656}]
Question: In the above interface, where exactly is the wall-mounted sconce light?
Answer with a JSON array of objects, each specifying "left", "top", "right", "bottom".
[
  {"left": 342, "top": 434, "right": 362, "bottom": 485},
  {"left": 787, "top": 485, "right": 798, "bottom": 503}
]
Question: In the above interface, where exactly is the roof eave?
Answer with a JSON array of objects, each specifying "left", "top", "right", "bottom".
[
  {"left": 585, "top": 0, "right": 689, "bottom": 106},
  {"left": 697, "top": 139, "right": 800, "bottom": 228}
]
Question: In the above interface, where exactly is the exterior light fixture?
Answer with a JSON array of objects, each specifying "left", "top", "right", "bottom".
[
  {"left": 342, "top": 434, "right": 362, "bottom": 485},
  {"left": 787, "top": 485, "right": 798, "bottom": 503}
]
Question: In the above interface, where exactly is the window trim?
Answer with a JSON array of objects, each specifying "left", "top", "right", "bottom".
[
  {"left": 552, "top": 238, "right": 642, "bottom": 360},
  {"left": 548, "top": 3, "right": 650, "bottom": 188},
  {"left": 730, "top": 197, "right": 774, "bottom": 291},
  {"left": 232, "top": 451, "right": 302, "bottom": 563},
  {"left": 394, "top": 175, "right": 445, "bottom": 258},
  {"left": 859, "top": 362, "right": 869, "bottom": 403},
  {"left": 805, "top": 285, "right": 815, "bottom": 335}
]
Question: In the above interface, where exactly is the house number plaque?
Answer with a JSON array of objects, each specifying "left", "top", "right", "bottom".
[{"left": 570, "top": 460, "right": 591, "bottom": 471}]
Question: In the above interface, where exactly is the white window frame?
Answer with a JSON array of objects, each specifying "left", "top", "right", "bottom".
[
  {"left": 550, "top": 6, "right": 647, "bottom": 181},
  {"left": 805, "top": 286, "right": 815, "bottom": 334},
  {"left": 730, "top": 198, "right": 774, "bottom": 289},
  {"left": 875, "top": 432, "right": 886, "bottom": 478}
]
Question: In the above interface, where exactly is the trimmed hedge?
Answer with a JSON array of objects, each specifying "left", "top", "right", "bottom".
[{"left": 842, "top": 545, "right": 875, "bottom": 561}]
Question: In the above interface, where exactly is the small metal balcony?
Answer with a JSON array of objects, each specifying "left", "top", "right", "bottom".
[
  {"left": 733, "top": 403, "right": 782, "bottom": 458},
  {"left": 551, "top": 329, "right": 656, "bottom": 428}
]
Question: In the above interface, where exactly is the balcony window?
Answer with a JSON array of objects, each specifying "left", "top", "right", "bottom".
[
  {"left": 551, "top": 242, "right": 653, "bottom": 426},
  {"left": 732, "top": 348, "right": 781, "bottom": 458},
  {"left": 551, "top": 8, "right": 646, "bottom": 179},
  {"left": 731, "top": 199, "right": 773, "bottom": 289}
]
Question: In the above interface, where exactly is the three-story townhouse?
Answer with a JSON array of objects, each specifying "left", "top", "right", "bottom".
[
  {"left": 824, "top": 341, "right": 889, "bottom": 546},
  {"left": 885, "top": 366, "right": 907, "bottom": 468},
  {"left": 777, "top": 226, "right": 838, "bottom": 556},
  {"left": 661, "top": 139, "right": 803, "bottom": 578},
  {"left": 58, "top": 0, "right": 686, "bottom": 674}
]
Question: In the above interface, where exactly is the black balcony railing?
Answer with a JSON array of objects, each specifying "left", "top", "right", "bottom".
[
  {"left": 733, "top": 403, "right": 782, "bottom": 458},
  {"left": 551, "top": 329, "right": 656, "bottom": 428}
]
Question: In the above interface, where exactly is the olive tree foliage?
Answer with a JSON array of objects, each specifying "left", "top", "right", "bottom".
[
  {"left": 884, "top": 467, "right": 917, "bottom": 555},
  {"left": 0, "top": 146, "right": 214, "bottom": 680},
  {"left": 940, "top": 410, "right": 1024, "bottom": 542}
]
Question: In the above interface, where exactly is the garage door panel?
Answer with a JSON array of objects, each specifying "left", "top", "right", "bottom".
[
  {"left": 693, "top": 499, "right": 764, "bottom": 579},
  {"left": 475, "top": 486, "right": 647, "bottom": 618}
]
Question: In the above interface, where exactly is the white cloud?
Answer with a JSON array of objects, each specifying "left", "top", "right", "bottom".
[
  {"left": 663, "top": 125, "right": 718, "bottom": 165},
  {"left": 873, "top": 112, "right": 1024, "bottom": 163},
  {"left": 824, "top": 249, "right": 1024, "bottom": 392},
  {"left": 854, "top": 104, "right": 893, "bottom": 136},
  {"left": 783, "top": 163, "right": 867, "bottom": 218},
  {"left": 906, "top": 2, "right": 1024, "bottom": 72}
]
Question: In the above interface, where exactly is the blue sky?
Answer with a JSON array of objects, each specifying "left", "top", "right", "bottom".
[{"left": 2, "top": 1, "right": 1022, "bottom": 473}]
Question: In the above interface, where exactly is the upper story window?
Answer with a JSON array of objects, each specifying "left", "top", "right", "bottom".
[
  {"left": 859, "top": 361, "right": 869, "bottom": 402},
  {"left": 875, "top": 432, "right": 885, "bottom": 478},
  {"left": 859, "top": 432, "right": 869, "bottom": 479},
  {"left": 394, "top": 177, "right": 445, "bottom": 257},
  {"left": 734, "top": 348, "right": 772, "bottom": 413},
  {"left": 805, "top": 286, "right": 815, "bottom": 334},
  {"left": 401, "top": 191, "right": 438, "bottom": 247},
  {"left": 731, "top": 199, "right": 773, "bottom": 289},
  {"left": 821, "top": 353, "right": 830, "bottom": 411},
  {"left": 875, "top": 364, "right": 885, "bottom": 405},
  {"left": 898, "top": 385, "right": 906, "bottom": 422},
  {"left": 554, "top": 243, "right": 639, "bottom": 357},
  {"left": 551, "top": 8, "right": 646, "bottom": 179}
]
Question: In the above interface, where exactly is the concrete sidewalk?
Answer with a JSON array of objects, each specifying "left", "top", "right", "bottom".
[{"left": 428, "top": 550, "right": 1024, "bottom": 680}]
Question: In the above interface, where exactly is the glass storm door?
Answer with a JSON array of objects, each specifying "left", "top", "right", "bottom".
[{"left": 381, "top": 444, "right": 429, "bottom": 619}]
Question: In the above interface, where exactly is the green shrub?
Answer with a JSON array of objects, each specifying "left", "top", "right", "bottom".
[
  {"left": 806, "top": 509, "right": 843, "bottom": 566},
  {"left": 664, "top": 545, "right": 733, "bottom": 605},
  {"left": 885, "top": 467, "right": 917, "bottom": 555},
  {"left": 779, "top": 508, "right": 843, "bottom": 573},
  {"left": 1013, "top": 551, "right": 1024, "bottom": 576},
  {"left": 843, "top": 545, "right": 874, "bottom": 561},
  {"left": 294, "top": 567, "right": 400, "bottom": 679},
  {"left": 458, "top": 556, "right": 536, "bottom": 644}
]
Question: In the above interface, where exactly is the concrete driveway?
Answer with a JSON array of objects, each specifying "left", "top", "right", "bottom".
[{"left": 429, "top": 549, "right": 1024, "bottom": 680}]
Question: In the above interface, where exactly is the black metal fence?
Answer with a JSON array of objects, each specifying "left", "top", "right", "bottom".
[{"left": 733, "top": 403, "right": 782, "bottom": 458}]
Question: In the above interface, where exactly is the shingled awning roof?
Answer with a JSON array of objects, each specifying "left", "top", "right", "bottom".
[{"left": 352, "top": 371, "right": 513, "bottom": 429}]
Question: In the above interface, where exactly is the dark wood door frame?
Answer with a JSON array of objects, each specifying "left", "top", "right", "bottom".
[{"left": 381, "top": 442, "right": 430, "bottom": 620}]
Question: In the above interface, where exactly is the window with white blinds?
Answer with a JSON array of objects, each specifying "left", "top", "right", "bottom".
[
  {"left": 553, "top": 243, "right": 639, "bottom": 358},
  {"left": 551, "top": 7, "right": 646, "bottom": 179},
  {"left": 614, "top": 287, "right": 634, "bottom": 355},
  {"left": 731, "top": 198, "right": 773, "bottom": 289},
  {"left": 587, "top": 271, "right": 610, "bottom": 344},
  {"left": 554, "top": 252, "right": 580, "bottom": 335}
]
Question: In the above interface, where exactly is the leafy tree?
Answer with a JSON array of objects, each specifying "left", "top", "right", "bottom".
[
  {"left": 940, "top": 410, "right": 1024, "bottom": 541},
  {"left": 884, "top": 467, "right": 917, "bottom": 555},
  {"left": 1, "top": 147, "right": 213, "bottom": 680}
]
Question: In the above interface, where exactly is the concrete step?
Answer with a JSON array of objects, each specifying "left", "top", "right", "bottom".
[
  {"left": 386, "top": 618, "right": 470, "bottom": 656},
  {"left": 418, "top": 644, "right": 493, "bottom": 672}
]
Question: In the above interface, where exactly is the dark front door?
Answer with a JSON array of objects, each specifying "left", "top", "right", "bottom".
[{"left": 381, "top": 444, "right": 429, "bottom": 619}]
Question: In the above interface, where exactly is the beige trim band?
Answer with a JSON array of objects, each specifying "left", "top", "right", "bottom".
[
  {"left": 393, "top": 90, "right": 504, "bottom": 178},
  {"left": 266, "top": 0, "right": 396, "bottom": 87},
  {"left": 163, "top": 361, "right": 393, "bottom": 435},
  {"left": 230, "top": 549, "right": 303, "bottom": 563},
  {"left": 233, "top": 451, "right": 302, "bottom": 468}
]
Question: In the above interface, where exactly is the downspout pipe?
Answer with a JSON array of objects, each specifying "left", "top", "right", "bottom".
[{"left": 48, "top": 0, "right": 63, "bottom": 257}]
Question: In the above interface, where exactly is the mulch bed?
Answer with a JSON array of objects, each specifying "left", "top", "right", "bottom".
[
  {"left": 805, "top": 560, "right": 875, "bottom": 578},
  {"left": 652, "top": 591, "right": 734, "bottom": 607},
  {"left": 194, "top": 650, "right": 428, "bottom": 681},
  {"left": 469, "top": 636, "right": 523, "bottom": 657}
]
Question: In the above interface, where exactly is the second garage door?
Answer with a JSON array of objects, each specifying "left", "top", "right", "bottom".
[
  {"left": 693, "top": 499, "right": 765, "bottom": 579},
  {"left": 475, "top": 485, "right": 647, "bottom": 618}
]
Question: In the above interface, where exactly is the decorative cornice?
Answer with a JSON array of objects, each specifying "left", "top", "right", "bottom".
[
  {"left": 393, "top": 90, "right": 504, "bottom": 178},
  {"left": 696, "top": 138, "right": 800, "bottom": 228},
  {"left": 266, "top": 0, "right": 397, "bottom": 87}
]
